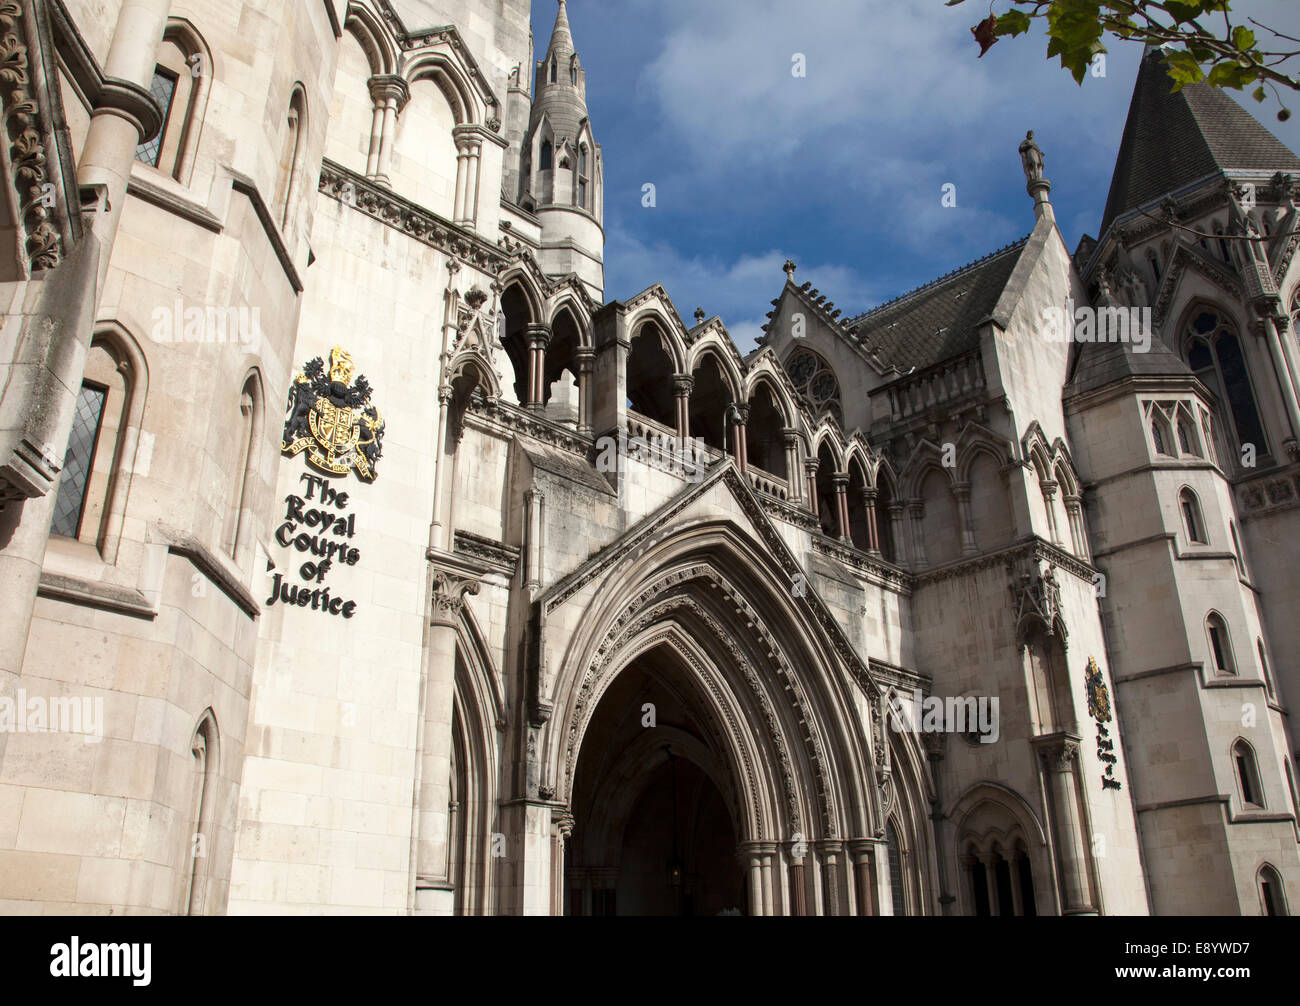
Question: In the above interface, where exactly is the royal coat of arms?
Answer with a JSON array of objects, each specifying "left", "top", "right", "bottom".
[
  {"left": 282, "top": 346, "right": 385, "bottom": 482},
  {"left": 1084, "top": 656, "right": 1111, "bottom": 723}
]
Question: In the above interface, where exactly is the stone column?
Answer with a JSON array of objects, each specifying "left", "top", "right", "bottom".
[
  {"left": 832, "top": 473, "right": 851, "bottom": 541},
  {"left": 1008, "top": 852, "right": 1025, "bottom": 916},
  {"left": 889, "top": 502, "right": 908, "bottom": 567},
  {"left": 1262, "top": 312, "right": 1300, "bottom": 454},
  {"left": 1033, "top": 734, "right": 1096, "bottom": 915},
  {"left": 731, "top": 403, "right": 750, "bottom": 473},
  {"left": 452, "top": 128, "right": 484, "bottom": 228},
  {"left": 367, "top": 75, "right": 410, "bottom": 186},
  {"left": 863, "top": 489, "right": 880, "bottom": 555},
  {"left": 413, "top": 556, "right": 482, "bottom": 915},
  {"left": 78, "top": 0, "right": 175, "bottom": 295},
  {"left": 523, "top": 489, "right": 543, "bottom": 590},
  {"left": 739, "top": 843, "right": 765, "bottom": 916},
  {"left": 979, "top": 852, "right": 1002, "bottom": 915},
  {"left": 787, "top": 841, "right": 808, "bottom": 916},
  {"left": 671, "top": 375, "right": 693, "bottom": 448},
  {"left": 907, "top": 501, "right": 928, "bottom": 569},
  {"left": 782, "top": 429, "right": 801, "bottom": 500},
  {"left": 1040, "top": 479, "right": 1062, "bottom": 546},
  {"left": 817, "top": 840, "right": 844, "bottom": 915},
  {"left": 757, "top": 842, "right": 776, "bottom": 916},
  {"left": 550, "top": 811, "right": 574, "bottom": 917},
  {"left": 804, "top": 458, "right": 820, "bottom": 516},
  {"left": 849, "top": 840, "right": 877, "bottom": 915},
  {"left": 526, "top": 323, "right": 551, "bottom": 409},
  {"left": 1064, "top": 494, "right": 1087, "bottom": 557},
  {"left": 953, "top": 481, "right": 977, "bottom": 555},
  {"left": 575, "top": 348, "right": 595, "bottom": 435}
]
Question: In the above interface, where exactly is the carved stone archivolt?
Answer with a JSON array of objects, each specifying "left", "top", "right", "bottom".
[
  {"left": 1, "top": 0, "right": 64, "bottom": 272},
  {"left": 558, "top": 562, "right": 856, "bottom": 840}
]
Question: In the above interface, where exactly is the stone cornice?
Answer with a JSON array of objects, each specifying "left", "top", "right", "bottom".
[
  {"left": 453, "top": 529, "right": 519, "bottom": 575},
  {"left": 318, "top": 159, "right": 507, "bottom": 273},
  {"left": 463, "top": 393, "right": 593, "bottom": 457},
  {"left": 36, "top": 571, "right": 156, "bottom": 619},
  {"left": 148, "top": 523, "right": 261, "bottom": 619},
  {"left": 911, "top": 536, "right": 1096, "bottom": 588}
]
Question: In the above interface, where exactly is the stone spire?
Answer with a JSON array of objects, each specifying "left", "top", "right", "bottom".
[
  {"left": 546, "top": 0, "right": 575, "bottom": 62},
  {"left": 524, "top": 1, "right": 604, "bottom": 298}
]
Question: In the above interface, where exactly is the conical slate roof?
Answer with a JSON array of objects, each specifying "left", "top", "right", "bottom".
[
  {"left": 1066, "top": 332, "right": 1193, "bottom": 396},
  {"left": 546, "top": 0, "right": 575, "bottom": 60},
  {"left": 1099, "top": 48, "right": 1300, "bottom": 236},
  {"left": 532, "top": 0, "right": 588, "bottom": 146}
]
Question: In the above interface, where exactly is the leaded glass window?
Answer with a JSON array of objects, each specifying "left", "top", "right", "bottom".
[{"left": 50, "top": 383, "right": 107, "bottom": 538}]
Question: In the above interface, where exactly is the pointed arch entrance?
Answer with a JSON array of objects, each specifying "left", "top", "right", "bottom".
[
  {"left": 566, "top": 644, "right": 746, "bottom": 915},
  {"left": 539, "top": 510, "right": 895, "bottom": 916}
]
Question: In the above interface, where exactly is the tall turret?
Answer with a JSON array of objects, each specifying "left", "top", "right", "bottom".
[{"left": 522, "top": 1, "right": 604, "bottom": 298}]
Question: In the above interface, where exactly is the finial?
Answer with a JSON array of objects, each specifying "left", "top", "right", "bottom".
[
  {"left": 783, "top": 259, "right": 797, "bottom": 279},
  {"left": 694, "top": 307, "right": 706, "bottom": 324}
]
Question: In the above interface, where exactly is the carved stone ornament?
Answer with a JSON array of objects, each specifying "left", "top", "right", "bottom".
[{"left": 1009, "top": 560, "right": 1066, "bottom": 649}]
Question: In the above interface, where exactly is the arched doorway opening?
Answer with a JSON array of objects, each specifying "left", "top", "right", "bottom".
[{"left": 566, "top": 645, "right": 747, "bottom": 916}]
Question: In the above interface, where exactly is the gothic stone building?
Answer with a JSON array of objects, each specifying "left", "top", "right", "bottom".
[{"left": 0, "top": 0, "right": 1297, "bottom": 916}]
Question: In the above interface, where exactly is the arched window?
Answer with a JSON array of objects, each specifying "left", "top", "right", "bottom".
[
  {"left": 135, "top": 20, "right": 212, "bottom": 184},
  {"left": 182, "top": 712, "right": 219, "bottom": 915},
  {"left": 576, "top": 145, "right": 588, "bottom": 209},
  {"left": 1149, "top": 404, "right": 1174, "bottom": 456},
  {"left": 136, "top": 67, "right": 179, "bottom": 167},
  {"left": 50, "top": 382, "right": 108, "bottom": 540},
  {"left": 224, "top": 373, "right": 262, "bottom": 563},
  {"left": 784, "top": 347, "right": 842, "bottom": 427},
  {"left": 1179, "top": 487, "right": 1206, "bottom": 544},
  {"left": 1233, "top": 739, "right": 1264, "bottom": 809},
  {"left": 1258, "top": 638, "right": 1275, "bottom": 698},
  {"left": 1206, "top": 613, "right": 1236, "bottom": 675},
  {"left": 540, "top": 140, "right": 552, "bottom": 172},
  {"left": 1259, "top": 865, "right": 1289, "bottom": 915},
  {"left": 1151, "top": 419, "right": 1167, "bottom": 455},
  {"left": 48, "top": 332, "right": 144, "bottom": 560},
  {"left": 1230, "top": 520, "right": 1247, "bottom": 577},
  {"left": 1177, "top": 410, "right": 1201, "bottom": 457},
  {"left": 274, "top": 86, "right": 308, "bottom": 230},
  {"left": 570, "top": 62, "right": 577, "bottom": 84},
  {"left": 1185, "top": 311, "right": 1268, "bottom": 461},
  {"left": 1284, "top": 759, "right": 1299, "bottom": 837},
  {"left": 549, "top": 59, "right": 557, "bottom": 84}
]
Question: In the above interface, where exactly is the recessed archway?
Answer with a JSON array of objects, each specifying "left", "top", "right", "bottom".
[{"left": 566, "top": 645, "right": 746, "bottom": 916}]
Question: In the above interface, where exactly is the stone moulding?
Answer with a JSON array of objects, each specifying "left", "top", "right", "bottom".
[
  {"left": 452, "top": 528, "right": 519, "bottom": 574},
  {"left": 318, "top": 159, "right": 506, "bottom": 272}
]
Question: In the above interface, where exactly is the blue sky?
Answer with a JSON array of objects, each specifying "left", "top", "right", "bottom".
[{"left": 529, "top": 0, "right": 1300, "bottom": 348}]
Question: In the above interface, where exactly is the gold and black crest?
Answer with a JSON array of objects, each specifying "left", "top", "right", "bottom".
[
  {"left": 282, "top": 346, "right": 385, "bottom": 482},
  {"left": 1085, "top": 656, "right": 1111, "bottom": 723}
]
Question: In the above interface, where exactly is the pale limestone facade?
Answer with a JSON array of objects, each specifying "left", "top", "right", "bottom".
[{"left": 0, "top": 0, "right": 1295, "bottom": 916}]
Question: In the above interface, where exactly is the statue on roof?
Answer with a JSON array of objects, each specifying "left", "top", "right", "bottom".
[{"left": 1019, "top": 131, "right": 1045, "bottom": 184}]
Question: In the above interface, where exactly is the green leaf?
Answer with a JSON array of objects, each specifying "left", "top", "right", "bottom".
[
  {"left": 996, "top": 10, "right": 1033, "bottom": 37},
  {"left": 1253, "top": 86, "right": 1267, "bottom": 102},
  {"left": 1165, "top": 1, "right": 1203, "bottom": 23},
  {"left": 1163, "top": 48, "right": 1205, "bottom": 91},
  {"left": 1231, "top": 26, "right": 1256, "bottom": 51}
]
